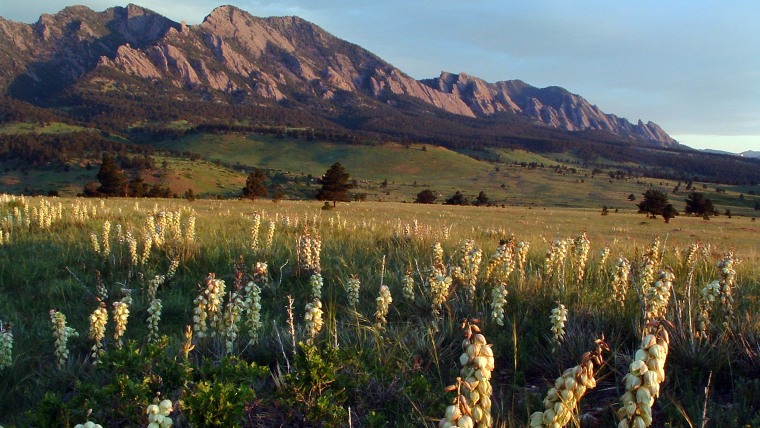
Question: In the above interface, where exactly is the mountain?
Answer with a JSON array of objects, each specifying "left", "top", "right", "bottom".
[
  {"left": 741, "top": 150, "right": 760, "bottom": 159},
  {"left": 0, "top": 4, "right": 677, "bottom": 146}
]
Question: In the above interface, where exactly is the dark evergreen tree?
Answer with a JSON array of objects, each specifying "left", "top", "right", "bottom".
[
  {"left": 662, "top": 204, "right": 678, "bottom": 223},
  {"left": 414, "top": 189, "right": 437, "bottom": 204},
  {"left": 96, "top": 153, "right": 127, "bottom": 196},
  {"left": 684, "top": 192, "right": 715, "bottom": 216},
  {"left": 445, "top": 191, "right": 469, "bottom": 206},
  {"left": 315, "top": 162, "right": 351, "bottom": 206},
  {"left": 637, "top": 189, "right": 669, "bottom": 218},
  {"left": 474, "top": 191, "right": 490, "bottom": 206},
  {"left": 243, "top": 168, "right": 268, "bottom": 200}
]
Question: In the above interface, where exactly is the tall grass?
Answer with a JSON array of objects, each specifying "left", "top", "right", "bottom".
[{"left": 0, "top": 196, "right": 757, "bottom": 426}]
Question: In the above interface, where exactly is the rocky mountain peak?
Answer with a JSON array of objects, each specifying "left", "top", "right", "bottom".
[{"left": 0, "top": 4, "right": 677, "bottom": 146}]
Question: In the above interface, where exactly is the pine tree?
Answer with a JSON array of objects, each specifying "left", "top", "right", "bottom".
[
  {"left": 96, "top": 153, "right": 127, "bottom": 196},
  {"left": 316, "top": 162, "right": 351, "bottom": 206},
  {"left": 243, "top": 168, "right": 268, "bottom": 200}
]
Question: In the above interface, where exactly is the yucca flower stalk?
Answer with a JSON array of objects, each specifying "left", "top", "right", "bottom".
[
  {"left": 490, "top": 282, "right": 508, "bottom": 326},
  {"left": 696, "top": 280, "right": 720, "bottom": 338},
  {"left": 112, "top": 301, "right": 130, "bottom": 349},
  {"left": 401, "top": 268, "right": 415, "bottom": 301},
  {"left": 716, "top": 251, "right": 736, "bottom": 327},
  {"left": 455, "top": 240, "right": 483, "bottom": 302},
  {"left": 101, "top": 220, "right": 111, "bottom": 257},
  {"left": 549, "top": 303, "right": 568, "bottom": 347},
  {"left": 345, "top": 275, "right": 361, "bottom": 307},
  {"left": 265, "top": 220, "right": 276, "bottom": 249},
  {"left": 250, "top": 213, "right": 261, "bottom": 251},
  {"left": 244, "top": 280, "right": 263, "bottom": 346},
  {"left": 147, "top": 299, "right": 162, "bottom": 343},
  {"left": 610, "top": 257, "right": 631, "bottom": 307},
  {"left": 429, "top": 270, "right": 453, "bottom": 319},
  {"left": 571, "top": 232, "right": 590, "bottom": 285},
  {"left": 205, "top": 274, "right": 226, "bottom": 336},
  {"left": 0, "top": 321, "right": 13, "bottom": 370},
  {"left": 90, "top": 233, "right": 100, "bottom": 255},
  {"left": 126, "top": 231, "right": 139, "bottom": 266},
  {"left": 50, "top": 309, "right": 78, "bottom": 369},
  {"left": 530, "top": 338, "right": 609, "bottom": 427},
  {"left": 147, "top": 275, "right": 165, "bottom": 303},
  {"left": 304, "top": 298, "right": 324, "bottom": 343},
  {"left": 644, "top": 269, "right": 674, "bottom": 325},
  {"left": 440, "top": 319, "right": 494, "bottom": 428},
  {"left": 374, "top": 285, "right": 392, "bottom": 330},
  {"left": 617, "top": 322, "right": 671, "bottom": 428},
  {"left": 636, "top": 237, "right": 661, "bottom": 294},
  {"left": 222, "top": 290, "right": 244, "bottom": 355},
  {"left": 74, "top": 420, "right": 104, "bottom": 428},
  {"left": 88, "top": 303, "right": 108, "bottom": 365},
  {"left": 309, "top": 272, "right": 323, "bottom": 301},
  {"left": 599, "top": 247, "right": 611, "bottom": 266},
  {"left": 485, "top": 239, "right": 515, "bottom": 284},
  {"left": 516, "top": 241, "right": 530, "bottom": 285},
  {"left": 146, "top": 398, "right": 174, "bottom": 428}
]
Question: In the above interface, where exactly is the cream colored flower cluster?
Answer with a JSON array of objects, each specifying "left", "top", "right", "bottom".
[
  {"left": 147, "top": 299, "right": 162, "bottom": 343},
  {"left": 222, "top": 290, "right": 244, "bottom": 355},
  {"left": 191, "top": 274, "right": 227, "bottom": 340},
  {"left": 683, "top": 242, "right": 700, "bottom": 270},
  {"left": 571, "top": 232, "right": 590, "bottom": 284},
  {"left": 374, "top": 285, "right": 392, "bottom": 329},
  {"left": 0, "top": 321, "right": 12, "bottom": 370},
  {"left": 146, "top": 399, "right": 174, "bottom": 428},
  {"left": 265, "top": 221, "right": 276, "bottom": 249},
  {"left": 696, "top": 280, "right": 721, "bottom": 338},
  {"left": 429, "top": 271, "right": 453, "bottom": 317},
  {"left": 449, "top": 321, "right": 494, "bottom": 428},
  {"left": 432, "top": 242, "right": 445, "bottom": 271},
  {"left": 716, "top": 252, "right": 736, "bottom": 326},
  {"left": 101, "top": 220, "right": 112, "bottom": 257},
  {"left": 549, "top": 303, "right": 568, "bottom": 346},
  {"left": 74, "top": 421, "right": 103, "bottom": 428},
  {"left": 250, "top": 213, "right": 261, "bottom": 250},
  {"left": 401, "top": 269, "right": 415, "bottom": 302},
  {"left": 112, "top": 301, "right": 130, "bottom": 349},
  {"left": 644, "top": 270, "right": 674, "bottom": 324},
  {"left": 544, "top": 239, "right": 569, "bottom": 287},
  {"left": 345, "top": 275, "right": 361, "bottom": 307},
  {"left": 490, "top": 283, "right": 508, "bottom": 326},
  {"left": 530, "top": 338, "right": 607, "bottom": 427},
  {"left": 304, "top": 299, "right": 324, "bottom": 343},
  {"left": 50, "top": 309, "right": 78, "bottom": 369},
  {"left": 637, "top": 237, "right": 661, "bottom": 291},
  {"left": 88, "top": 305, "right": 108, "bottom": 365},
  {"left": 244, "top": 263, "right": 267, "bottom": 346},
  {"left": 297, "top": 231, "right": 322, "bottom": 274},
  {"left": 0, "top": 229, "right": 10, "bottom": 246},
  {"left": 599, "top": 247, "right": 611, "bottom": 266},
  {"left": 309, "top": 273, "right": 323, "bottom": 300},
  {"left": 515, "top": 241, "right": 530, "bottom": 284},
  {"left": 610, "top": 257, "right": 631, "bottom": 307},
  {"left": 147, "top": 275, "right": 166, "bottom": 303},
  {"left": 454, "top": 240, "right": 483, "bottom": 301},
  {"left": 245, "top": 281, "right": 263, "bottom": 346},
  {"left": 485, "top": 240, "right": 515, "bottom": 284},
  {"left": 616, "top": 326, "right": 670, "bottom": 428}
]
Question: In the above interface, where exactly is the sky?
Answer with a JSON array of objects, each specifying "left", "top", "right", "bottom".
[{"left": 1, "top": 1, "right": 759, "bottom": 153}]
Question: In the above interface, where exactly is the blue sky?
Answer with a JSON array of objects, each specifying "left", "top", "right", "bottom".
[{"left": 2, "top": 1, "right": 759, "bottom": 153}]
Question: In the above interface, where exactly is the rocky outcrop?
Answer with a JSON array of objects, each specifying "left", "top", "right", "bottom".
[
  {"left": 0, "top": 4, "right": 676, "bottom": 146},
  {"left": 421, "top": 73, "right": 678, "bottom": 145}
]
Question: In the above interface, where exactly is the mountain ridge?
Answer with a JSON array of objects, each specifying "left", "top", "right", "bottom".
[{"left": 0, "top": 4, "right": 677, "bottom": 146}]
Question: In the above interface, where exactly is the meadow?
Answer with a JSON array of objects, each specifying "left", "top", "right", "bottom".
[{"left": 0, "top": 195, "right": 757, "bottom": 427}]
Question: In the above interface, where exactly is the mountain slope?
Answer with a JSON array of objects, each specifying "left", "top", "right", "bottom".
[{"left": 0, "top": 4, "right": 676, "bottom": 146}]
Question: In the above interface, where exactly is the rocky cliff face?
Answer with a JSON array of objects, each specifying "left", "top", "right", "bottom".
[{"left": 0, "top": 4, "right": 676, "bottom": 146}]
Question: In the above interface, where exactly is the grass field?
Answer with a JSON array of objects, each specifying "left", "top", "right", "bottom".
[{"left": 0, "top": 196, "right": 757, "bottom": 427}]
